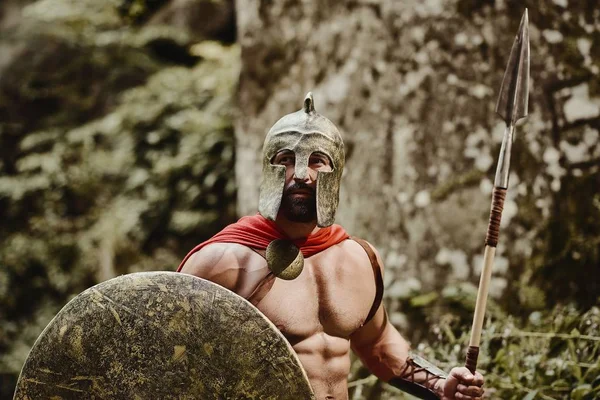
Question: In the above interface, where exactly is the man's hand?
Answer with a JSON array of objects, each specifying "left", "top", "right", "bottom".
[{"left": 439, "top": 367, "right": 484, "bottom": 400}]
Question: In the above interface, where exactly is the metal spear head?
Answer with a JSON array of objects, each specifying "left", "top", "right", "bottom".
[{"left": 495, "top": 9, "right": 530, "bottom": 126}]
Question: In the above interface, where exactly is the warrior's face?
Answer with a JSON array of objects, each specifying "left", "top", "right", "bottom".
[{"left": 271, "top": 149, "right": 332, "bottom": 223}]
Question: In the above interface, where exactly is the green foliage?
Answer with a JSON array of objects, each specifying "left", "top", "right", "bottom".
[
  {"left": 0, "top": 0, "right": 239, "bottom": 389},
  {"left": 349, "top": 304, "right": 600, "bottom": 399},
  {"left": 118, "top": 0, "right": 170, "bottom": 24},
  {"left": 350, "top": 275, "right": 599, "bottom": 398},
  {"left": 482, "top": 306, "right": 600, "bottom": 400}
]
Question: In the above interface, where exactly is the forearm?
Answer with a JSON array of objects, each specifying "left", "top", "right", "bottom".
[{"left": 352, "top": 323, "right": 446, "bottom": 399}]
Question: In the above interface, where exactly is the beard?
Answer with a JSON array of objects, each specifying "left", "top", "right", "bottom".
[{"left": 280, "top": 183, "right": 317, "bottom": 223}]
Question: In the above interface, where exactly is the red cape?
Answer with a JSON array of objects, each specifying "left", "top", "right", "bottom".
[{"left": 177, "top": 214, "right": 350, "bottom": 271}]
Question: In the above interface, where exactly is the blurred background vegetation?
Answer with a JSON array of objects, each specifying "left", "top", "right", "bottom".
[{"left": 0, "top": 0, "right": 598, "bottom": 399}]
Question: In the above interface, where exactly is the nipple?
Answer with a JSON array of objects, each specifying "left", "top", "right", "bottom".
[{"left": 265, "top": 239, "right": 304, "bottom": 280}]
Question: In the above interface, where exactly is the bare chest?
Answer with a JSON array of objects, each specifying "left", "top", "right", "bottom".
[{"left": 255, "top": 244, "right": 378, "bottom": 342}]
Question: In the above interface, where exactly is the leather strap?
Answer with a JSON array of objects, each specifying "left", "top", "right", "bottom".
[
  {"left": 387, "top": 355, "right": 446, "bottom": 399},
  {"left": 247, "top": 272, "right": 276, "bottom": 306},
  {"left": 351, "top": 237, "right": 384, "bottom": 325},
  {"left": 246, "top": 248, "right": 275, "bottom": 306},
  {"left": 250, "top": 248, "right": 267, "bottom": 259}
]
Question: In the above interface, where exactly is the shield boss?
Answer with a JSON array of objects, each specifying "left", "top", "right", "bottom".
[{"left": 14, "top": 272, "right": 314, "bottom": 399}]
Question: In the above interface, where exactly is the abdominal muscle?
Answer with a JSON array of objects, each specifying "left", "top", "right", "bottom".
[{"left": 293, "top": 332, "right": 353, "bottom": 400}]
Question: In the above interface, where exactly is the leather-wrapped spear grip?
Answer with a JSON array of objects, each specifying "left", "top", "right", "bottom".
[
  {"left": 485, "top": 188, "right": 507, "bottom": 248},
  {"left": 465, "top": 188, "right": 506, "bottom": 373},
  {"left": 465, "top": 9, "right": 529, "bottom": 374}
]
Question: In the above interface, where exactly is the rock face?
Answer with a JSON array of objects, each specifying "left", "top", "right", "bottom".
[{"left": 235, "top": 0, "right": 600, "bottom": 311}]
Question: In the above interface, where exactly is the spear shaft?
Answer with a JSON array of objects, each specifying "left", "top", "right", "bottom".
[{"left": 465, "top": 9, "right": 530, "bottom": 374}]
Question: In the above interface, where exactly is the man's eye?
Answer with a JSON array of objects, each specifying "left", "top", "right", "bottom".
[{"left": 277, "top": 156, "right": 294, "bottom": 164}]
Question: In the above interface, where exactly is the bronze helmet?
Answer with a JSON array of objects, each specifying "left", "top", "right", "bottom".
[{"left": 258, "top": 92, "right": 345, "bottom": 227}]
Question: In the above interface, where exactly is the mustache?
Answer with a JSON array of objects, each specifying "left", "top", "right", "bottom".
[{"left": 284, "top": 182, "right": 315, "bottom": 196}]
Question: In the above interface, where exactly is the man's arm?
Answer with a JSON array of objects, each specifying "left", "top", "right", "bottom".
[
  {"left": 350, "top": 308, "right": 408, "bottom": 380},
  {"left": 351, "top": 305, "right": 446, "bottom": 399},
  {"left": 350, "top": 244, "right": 484, "bottom": 400}
]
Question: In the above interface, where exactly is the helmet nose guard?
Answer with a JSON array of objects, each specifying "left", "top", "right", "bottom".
[
  {"left": 293, "top": 153, "right": 310, "bottom": 181},
  {"left": 258, "top": 92, "right": 345, "bottom": 227}
]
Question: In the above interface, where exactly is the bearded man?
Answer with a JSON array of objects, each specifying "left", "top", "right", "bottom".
[{"left": 178, "top": 93, "right": 485, "bottom": 400}]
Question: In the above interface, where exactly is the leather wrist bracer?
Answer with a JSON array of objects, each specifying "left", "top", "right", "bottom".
[{"left": 387, "top": 354, "right": 448, "bottom": 400}]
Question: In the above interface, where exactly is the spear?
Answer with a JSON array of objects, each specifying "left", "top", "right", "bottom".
[{"left": 465, "top": 9, "right": 530, "bottom": 374}]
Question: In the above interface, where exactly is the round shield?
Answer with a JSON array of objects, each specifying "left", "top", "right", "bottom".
[{"left": 14, "top": 272, "right": 315, "bottom": 399}]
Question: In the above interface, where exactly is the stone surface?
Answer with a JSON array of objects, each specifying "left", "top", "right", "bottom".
[
  {"left": 234, "top": 0, "right": 600, "bottom": 310},
  {"left": 15, "top": 272, "right": 314, "bottom": 399},
  {"left": 148, "top": 0, "right": 236, "bottom": 43}
]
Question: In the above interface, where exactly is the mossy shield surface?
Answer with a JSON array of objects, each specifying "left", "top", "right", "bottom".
[{"left": 14, "top": 272, "right": 314, "bottom": 399}]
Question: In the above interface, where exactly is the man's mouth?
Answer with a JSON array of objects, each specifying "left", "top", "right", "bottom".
[
  {"left": 284, "top": 183, "right": 316, "bottom": 199},
  {"left": 289, "top": 190, "right": 314, "bottom": 198},
  {"left": 285, "top": 187, "right": 315, "bottom": 198}
]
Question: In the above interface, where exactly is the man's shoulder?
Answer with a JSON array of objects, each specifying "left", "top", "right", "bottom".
[
  {"left": 334, "top": 236, "right": 378, "bottom": 253},
  {"left": 332, "top": 237, "right": 384, "bottom": 270},
  {"left": 179, "top": 242, "right": 268, "bottom": 297},
  {"left": 187, "top": 242, "right": 259, "bottom": 268}
]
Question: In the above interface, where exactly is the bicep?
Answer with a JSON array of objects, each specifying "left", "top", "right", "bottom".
[
  {"left": 351, "top": 305, "right": 409, "bottom": 353},
  {"left": 351, "top": 304, "right": 387, "bottom": 348},
  {"left": 351, "top": 241, "right": 389, "bottom": 348},
  {"left": 350, "top": 305, "right": 411, "bottom": 380},
  {"left": 350, "top": 242, "right": 411, "bottom": 378}
]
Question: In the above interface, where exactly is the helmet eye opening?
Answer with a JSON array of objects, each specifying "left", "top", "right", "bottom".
[
  {"left": 270, "top": 150, "right": 333, "bottom": 173},
  {"left": 309, "top": 152, "right": 333, "bottom": 172},
  {"left": 271, "top": 150, "right": 295, "bottom": 166}
]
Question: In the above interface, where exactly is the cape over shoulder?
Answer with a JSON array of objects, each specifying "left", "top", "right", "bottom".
[{"left": 177, "top": 214, "right": 350, "bottom": 271}]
